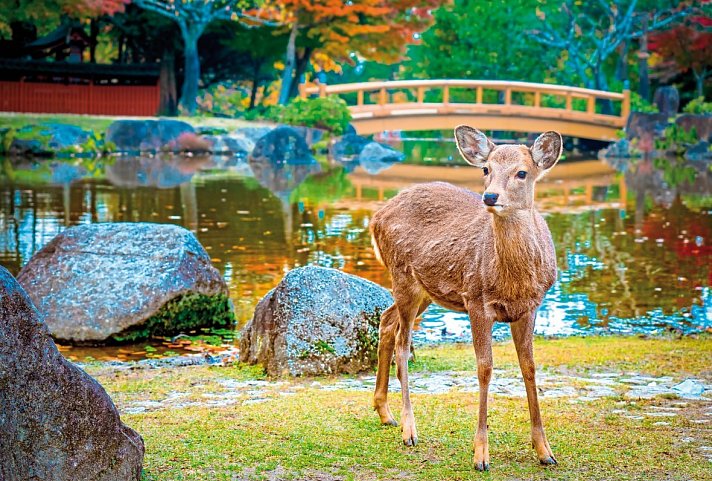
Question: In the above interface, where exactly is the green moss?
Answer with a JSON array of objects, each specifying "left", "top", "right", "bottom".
[{"left": 110, "top": 293, "right": 235, "bottom": 343}]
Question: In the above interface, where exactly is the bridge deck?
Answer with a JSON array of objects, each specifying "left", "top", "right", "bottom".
[{"left": 301, "top": 80, "right": 630, "bottom": 141}]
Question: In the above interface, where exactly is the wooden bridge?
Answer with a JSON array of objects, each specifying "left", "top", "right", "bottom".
[{"left": 301, "top": 80, "right": 630, "bottom": 141}]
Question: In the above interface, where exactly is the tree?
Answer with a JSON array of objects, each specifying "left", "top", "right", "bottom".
[
  {"left": 268, "top": 0, "right": 438, "bottom": 104},
  {"left": 649, "top": 14, "right": 712, "bottom": 97},
  {"left": 200, "top": 22, "right": 286, "bottom": 109},
  {"left": 0, "top": 0, "right": 128, "bottom": 37},
  {"left": 133, "top": 0, "right": 274, "bottom": 114},
  {"left": 406, "top": 0, "right": 550, "bottom": 84},
  {"left": 529, "top": 0, "right": 694, "bottom": 94}
]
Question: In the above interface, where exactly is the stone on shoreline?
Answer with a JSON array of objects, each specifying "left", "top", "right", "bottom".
[
  {"left": 0, "top": 266, "right": 144, "bottom": 480},
  {"left": 18, "top": 222, "right": 233, "bottom": 343},
  {"left": 106, "top": 119, "right": 195, "bottom": 153},
  {"left": 239, "top": 266, "right": 393, "bottom": 376}
]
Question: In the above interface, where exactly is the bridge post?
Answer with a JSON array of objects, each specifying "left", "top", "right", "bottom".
[
  {"left": 476, "top": 86, "right": 483, "bottom": 104},
  {"left": 621, "top": 88, "right": 631, "bottom": 122}
]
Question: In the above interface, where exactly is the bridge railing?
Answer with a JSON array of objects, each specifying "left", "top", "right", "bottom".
[{"left": 300, "top": 79, "right": 630, "bottom": 128}]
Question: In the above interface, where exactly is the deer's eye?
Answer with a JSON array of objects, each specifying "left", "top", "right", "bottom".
[
  {"left": 516, "top": 170, "right": 527, "bottom": 179},
  {"left": 483, "top": 167, "right": 489, "bottom": 176}
]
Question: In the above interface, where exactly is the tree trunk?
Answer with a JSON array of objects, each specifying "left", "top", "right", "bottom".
[
  {"left": 616, "top": 39, "right": 628, "bottom": 83},
  {"left": 159, "top": 48, "right": 177, "bottom": 116},
  {"left": 117, "top": 34, "right": 124, "bottom": 63},
  {"left": 279, "top": 21, "right": 299, "bottom": 105},
  {"left": 180, "top": 26, "right": 202, "bottom": 115},
  {"left": 693, "top": 69, "right": 704, "bottom": 98},
  {"left": 249, "top": 60, "right": 261, "bottom": 110},
  {"left": 89, "top": 19, "right": 98, "bottom": 63},
  {"left": 638, "top": 18, "right": 650, "bottom": 102},
  {"left": 289, "top": 47, "right": 312, "bottom": 100}
]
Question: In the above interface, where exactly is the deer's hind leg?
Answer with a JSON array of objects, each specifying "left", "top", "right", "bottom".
[
  {"left": 374, "top": 297, "right": 430, "bottom": 428},
  {"left": 374, "top": 304, "right": 399, "bottom": 426}
]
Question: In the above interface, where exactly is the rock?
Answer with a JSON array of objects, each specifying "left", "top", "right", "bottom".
[
  {"left": 685, "top": 141, "right": 711, "bottom": 163},
  {"left": 285, "top": 125, "right": 325, "bottom": 147},
  {"left": 653, "top": 86, "right": 679, "bottom": 117},
  {"left": 331, "top": 135, "right": 405, "bottom": 173},
  {"left": 106, "top": 119, "right": 195, "bottom": 152},
  {"left": 234, "top": 126, "right": 273, "bottom": 144},
  {"left": 8, "top": 137, "right": 44, "bottom": 156},
  {"left": 250, "top": 126, "right": 314, "bottom": 165},
  {"left": 357, "top": 141, "right": 405, "bottom": 174},
  {"left": 672, "top": 378, "right": 706, "bottom": 398},
  {"left": 625, "top": 112, "right": 669, "bottom": 141},
  {"left": 0, "top": 266, "right": 144, "bottom": 480},
  {"left": 240, "top": 266, "right": 393, "bottom": 376},
  {"left": 675, "top": 114, "right": 712, "bottom": 142},
  {"left": 18, "top": 223, "right": 233, "bottom": 343},
  {"left": 40, "top": 123, "right": 91, "bottom": 150},
  {"left": 330, "top": 133, "right": 371, "bottom": 162},
  {"left": 203, "top": 134, "right": 255, "bottom": 156},
  {"left": 600, "top": 138, "right": 632, "bottom": 159}
]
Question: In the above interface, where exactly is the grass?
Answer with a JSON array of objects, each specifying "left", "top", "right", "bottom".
[{"left": 89, "top": 335, "right": 712, "bottom": 481}]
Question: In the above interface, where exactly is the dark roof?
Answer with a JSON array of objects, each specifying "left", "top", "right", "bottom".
[
  {"left": 0, "top": 59, "right": 160, "bottom": 82},
  {"left": 26, "top": 24, "right": 89, "bottom": 50}
]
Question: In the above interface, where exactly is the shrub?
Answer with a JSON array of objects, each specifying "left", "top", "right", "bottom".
[
  {"left": 280, "top": 96, "right": 352, "bottom": 135},
  {"left": 683, "top": 97, "right": 712, "bottom": 114},
  {"left": 630, "top": 92, "right": 659, "bottom": 113}
]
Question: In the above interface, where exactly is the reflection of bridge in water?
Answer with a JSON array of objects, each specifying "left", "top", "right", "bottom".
[
  {"left": 340, "top": 160, "right": 625, "bottom": 213},
  {"left": 302, "top": 80, "right": 630, "bottom": 141}
]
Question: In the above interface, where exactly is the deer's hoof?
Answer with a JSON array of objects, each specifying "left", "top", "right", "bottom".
[
  {"left": 474, "top": 461, "right": 489, "bottom": 472},
  {"left": 382, "top": 418, "right": 398, "bottom": 427},
  {"left": 402, "top": 435, "right": 418, "bottom": 447},
  {"left": 539, "top": 455, "right": 558, "bottom": 466}
]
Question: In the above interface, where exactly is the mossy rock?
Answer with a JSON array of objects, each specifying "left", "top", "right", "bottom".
[{"left": 110, "top": 293, "right": 235, "bottom": 343}]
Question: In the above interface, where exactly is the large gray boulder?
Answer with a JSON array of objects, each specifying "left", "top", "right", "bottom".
[
  {"left": 0, "top": 266, "right": 144, "bottom": 480},
  {"left": 240, "top": 266, "right": 393, "bottom": 376},
  {"left": 18, "top": 223, "right": 233, "bottom": 343},
  {"left": 106, "top": 119, "right": 194, "bottom": 152},
  {"left": 250, "top": 126, "right": 314, "bottom": 165}
]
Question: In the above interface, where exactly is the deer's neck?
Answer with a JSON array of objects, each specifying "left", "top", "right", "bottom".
[{"left": 490, "top": 210, "right": 546, "bottom": 292}]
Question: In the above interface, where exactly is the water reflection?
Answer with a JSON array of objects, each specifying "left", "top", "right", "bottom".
[{"left": 0, "top": 145, "right": 709, "bottom": 359}]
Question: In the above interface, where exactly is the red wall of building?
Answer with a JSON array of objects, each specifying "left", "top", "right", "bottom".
[{"left": 0, "top": 81, "right": 160, "bottom": 116}]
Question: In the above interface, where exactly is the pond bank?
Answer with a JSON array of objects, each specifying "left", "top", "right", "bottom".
[{"left": 86, "top": 335, "right": 711, "bottom": 481}]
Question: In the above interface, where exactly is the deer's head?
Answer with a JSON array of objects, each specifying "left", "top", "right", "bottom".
[{"left": 454, "top": 125, "right": 562, "bottom": 216}]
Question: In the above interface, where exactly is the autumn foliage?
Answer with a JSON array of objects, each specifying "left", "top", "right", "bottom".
[{"left": 649, "top": 15, "right": 712, "bottom": 96}]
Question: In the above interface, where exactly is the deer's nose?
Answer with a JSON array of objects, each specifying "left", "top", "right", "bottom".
[{"left": 483, "top": 192, "right": 499, "bottom": 206}]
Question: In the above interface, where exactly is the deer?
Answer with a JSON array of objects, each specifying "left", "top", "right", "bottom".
[{"left": 369, "top": 125, "right": 562, "bottom": 471}]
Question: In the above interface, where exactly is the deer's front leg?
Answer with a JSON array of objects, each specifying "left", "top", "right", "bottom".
[
  {"left": 510, "top": 314, "right": 557, "bottom": 466},
  {"left": 469, "top": 308, "right": 494, "bottom": 471}
]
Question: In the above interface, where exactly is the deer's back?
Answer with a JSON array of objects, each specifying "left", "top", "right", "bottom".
[{"left": 371, "top": 182, "right": 492, "bottom": 311}]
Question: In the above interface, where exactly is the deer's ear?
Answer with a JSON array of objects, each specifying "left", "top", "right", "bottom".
[
  {"left": 530, "top": 131, "right": 563, "bottom": 175},
  {"left": 454, "top": 125, "right": 494, "bottom": 167}
]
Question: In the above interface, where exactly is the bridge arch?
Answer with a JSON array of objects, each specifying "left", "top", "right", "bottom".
[{"left": 300, "top": 80, "right": 630, "bottom": 141}]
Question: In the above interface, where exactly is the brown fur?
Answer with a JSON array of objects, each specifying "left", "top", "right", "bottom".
[{"left": 370, "top": 126, "right": 562, "bottom": 470}]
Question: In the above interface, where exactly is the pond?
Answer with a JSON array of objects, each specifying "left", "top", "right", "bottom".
[{"left": 0, "top": 139, "right": 710, "bottom": 361}]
